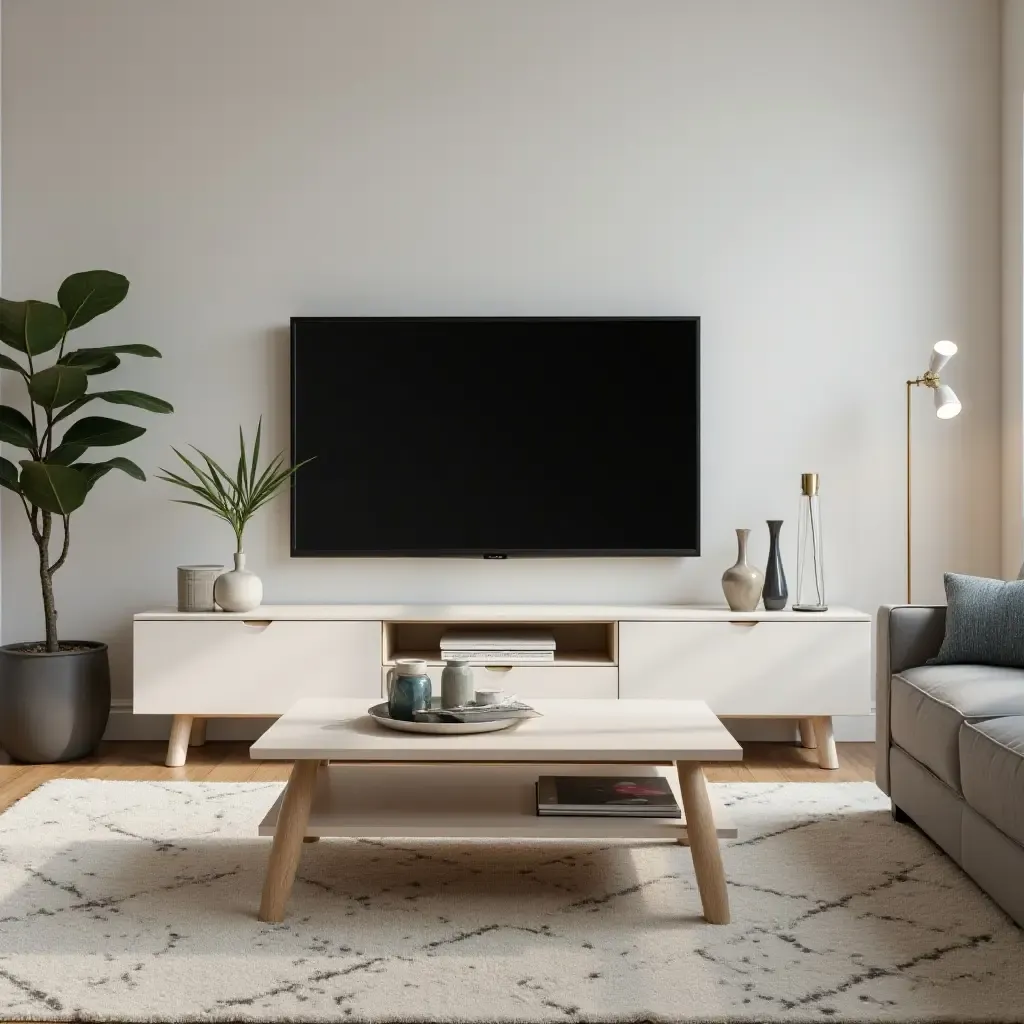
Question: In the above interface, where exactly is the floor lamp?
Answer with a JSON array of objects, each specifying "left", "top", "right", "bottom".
[{"left": 906, "top": 341, "right": 961, "bottom": 603}]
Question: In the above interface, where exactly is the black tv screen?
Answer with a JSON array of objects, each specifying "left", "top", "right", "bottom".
[{"left": 291, "top": 317, "right": 700, "bottom": 557}]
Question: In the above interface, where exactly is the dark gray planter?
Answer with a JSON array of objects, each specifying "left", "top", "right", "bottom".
[{"left": 0, "top": 642, "right": 110, "bottom": 763}]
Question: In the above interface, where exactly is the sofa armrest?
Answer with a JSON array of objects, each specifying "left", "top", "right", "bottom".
[{"left": 875, "top": 604, "right": 946, "bottom": 794}]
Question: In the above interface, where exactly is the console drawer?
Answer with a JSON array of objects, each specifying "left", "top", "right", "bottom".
[
  {"left": 134, "top": 619, "right": 382, "bottom": 714},
  {"left": 380, "top": 665, "right": 617, "bottom": 700},
  {"left": 618, "top": 620, "right": 870, "bottom": 715}
]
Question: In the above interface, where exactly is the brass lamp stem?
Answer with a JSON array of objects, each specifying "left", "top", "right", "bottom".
[
  {"left": 906, "top": 380, "right": 913, "bottom": 604},
  {"left": 905, "top": 372, "right": 940, "bottom": 604}
]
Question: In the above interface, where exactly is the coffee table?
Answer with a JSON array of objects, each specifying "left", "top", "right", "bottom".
[{"left": 250, "top": 697, "right": 743, "bottom": 924}]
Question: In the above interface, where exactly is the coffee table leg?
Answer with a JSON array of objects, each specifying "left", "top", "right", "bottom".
[
  {"left": 258, "top": 759, "right": 319, "bottom": 922},
  {"left": 675, "top": 761, "right": 730, "bottom": 925}
]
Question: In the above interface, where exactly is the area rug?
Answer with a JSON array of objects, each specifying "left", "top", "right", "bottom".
[{"left": 0, "top": 780, "right": 1021, "bottom": 1023}]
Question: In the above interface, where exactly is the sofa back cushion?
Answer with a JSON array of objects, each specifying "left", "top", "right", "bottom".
[{"left": 930, "top": 573, "right": 1024, "bottom": 668}]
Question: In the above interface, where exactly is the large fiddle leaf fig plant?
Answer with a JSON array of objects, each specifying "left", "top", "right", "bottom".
[{"left": 0, "top": 271, "right": 173, "bottom": 652}]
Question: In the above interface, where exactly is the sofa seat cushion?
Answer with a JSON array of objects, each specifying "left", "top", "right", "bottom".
[
  {"left": 960, "top": 716, "right": 1024, "bottom": 848},
  {"left": 890, "top": 665, "right": 1024, "bottom": 791}
]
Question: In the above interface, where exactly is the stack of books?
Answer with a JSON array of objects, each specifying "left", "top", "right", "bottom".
[
  {"left": 439, "top": 628, "right": 556, "bottom": 664},
  {"left": 536, "top": 776, "right": 681, "bottom": 818}
]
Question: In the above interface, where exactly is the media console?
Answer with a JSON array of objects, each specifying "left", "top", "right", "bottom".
[{"left": 132, "top": 604, "right": 871, "bottom": 769}]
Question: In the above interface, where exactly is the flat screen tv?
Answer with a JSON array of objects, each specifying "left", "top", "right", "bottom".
[{"left": 291, "top": 317, "right": 700, "bottom": 557}]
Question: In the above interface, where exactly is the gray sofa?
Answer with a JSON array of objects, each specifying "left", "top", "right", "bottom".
[{"left": 877, "top": 605, "right": 1024, "bottom": 927}]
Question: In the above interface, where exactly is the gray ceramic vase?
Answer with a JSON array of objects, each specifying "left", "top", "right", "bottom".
[
  {"left": 721, "top": 528, "right": 765, "bottom": 612},
  {"left": 441, "top": 660, "right": 475, "bottom": 708},
  {"left": 0, "top": 641, "right": 110, "bottom": 763},
  {"left": 762, "top": 519, "right": 788, "bottom": 611}
]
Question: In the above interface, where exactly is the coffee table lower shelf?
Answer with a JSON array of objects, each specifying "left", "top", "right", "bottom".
[{"left": 258, "top": 763, "right": 737, "bottom": 840}]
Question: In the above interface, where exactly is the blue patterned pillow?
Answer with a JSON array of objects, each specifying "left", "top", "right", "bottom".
[{"left": 929, "top": 573, "right": 1024, "bottom": 667}]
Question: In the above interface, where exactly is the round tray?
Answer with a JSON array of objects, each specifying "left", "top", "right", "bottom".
[{"left": 367, "top": 702, "right": 522, "bottom": 735}]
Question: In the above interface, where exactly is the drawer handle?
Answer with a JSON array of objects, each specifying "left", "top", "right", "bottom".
[
  {"left": 485, "top": 665, "right": 514, "bottom": 674},
  {"left": 728, "top": 620, "right": 759, "bottom": 627},
  {"left": 241, "top": 619, "right": 273, "bottom": 629}
]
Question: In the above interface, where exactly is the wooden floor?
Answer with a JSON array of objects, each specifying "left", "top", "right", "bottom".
[{"left": 0, "top": 740, "right": 875, "bottom": 814}]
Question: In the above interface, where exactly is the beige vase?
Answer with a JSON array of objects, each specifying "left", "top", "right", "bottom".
[{"left": 722, "top": 528, "right": 764, "bottom": 612}]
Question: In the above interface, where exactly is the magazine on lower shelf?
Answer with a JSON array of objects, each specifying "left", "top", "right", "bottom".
[{"left": 535, "top": 776, "right": 681, "bottom": 818}]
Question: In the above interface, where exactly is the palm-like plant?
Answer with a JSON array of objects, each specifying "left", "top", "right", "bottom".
[{"left": 158, "top": 419, "right": 309, "bottom": 553}]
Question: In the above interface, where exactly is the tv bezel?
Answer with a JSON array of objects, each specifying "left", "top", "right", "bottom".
[{"left": 290, "top": 315, "right": 701, "bottom": 558}]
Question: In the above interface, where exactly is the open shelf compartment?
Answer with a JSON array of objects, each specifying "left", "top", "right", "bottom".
[{"left": 383, "top": 620, "right": 617, "bottom": 667}]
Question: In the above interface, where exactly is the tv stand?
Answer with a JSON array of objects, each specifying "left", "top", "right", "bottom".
[{"left": 133, "top": 603, "right": 871, "bottom": 769}]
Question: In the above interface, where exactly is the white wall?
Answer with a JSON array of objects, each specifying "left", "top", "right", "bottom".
[
  {"left": 1, "top": 0, "right": 1002, "bottom": 715},
  {"left": 1004, "top": 0, "right": 1024, "bottom": 578}
]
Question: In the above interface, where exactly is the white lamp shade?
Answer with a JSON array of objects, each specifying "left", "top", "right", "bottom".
[
  {"left": 929, "top": 340, "right": 958, "bottom": 375},
  {"left": 934, "top": 384, "right": 961, "bottom": 419}
]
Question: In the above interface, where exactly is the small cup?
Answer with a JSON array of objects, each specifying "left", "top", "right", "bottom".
[{"left": 475, "top": 688, "right": 503, "bottom": 706}]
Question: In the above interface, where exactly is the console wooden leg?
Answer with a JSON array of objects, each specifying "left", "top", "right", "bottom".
[
  {"left": 676, "top": 761, "right": 730, "bottom": 924},
  {"left": 166, "top": 715, "right": 193, "bottom": 767},
  {"left": 798, "top": 718, "right": 817, "bottom": 749},
  {"left": 811, "top": 715, "right": 839, "bottom": 769},
  {"left": 189, "top": 717, "right": 207, "bottom": 747},
  {"left": 259, "top": 759, "right": 319, "bottom": 922}
]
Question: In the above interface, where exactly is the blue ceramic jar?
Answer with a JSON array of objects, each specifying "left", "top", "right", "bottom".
[{"left": 386, "top": 659, "right": 432, "bottom": 720}]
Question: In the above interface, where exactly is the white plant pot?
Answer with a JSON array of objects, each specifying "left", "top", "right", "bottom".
[{"left": 214, "top": 552, "right": 263, "bottom": 613}]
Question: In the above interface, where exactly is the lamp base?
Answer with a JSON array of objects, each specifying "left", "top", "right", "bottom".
[{"left": 793, "top": 604, "right": 829, "bottom": 613}]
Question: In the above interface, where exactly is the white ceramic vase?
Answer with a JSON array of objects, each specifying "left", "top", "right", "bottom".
[{"left": 214, "top": 552, "right": 263, "bottom": 613}]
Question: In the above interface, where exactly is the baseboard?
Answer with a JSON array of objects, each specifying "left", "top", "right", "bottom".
[{"left": 103, "top": 701, "right": 876, "bottom": 744}]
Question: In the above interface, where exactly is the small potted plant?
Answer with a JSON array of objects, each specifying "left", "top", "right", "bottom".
[
  {"left": 0, "top": 271, "right": 172, "bottom": 762},
  {"left": 158, "top": 420, "right": 309, "bottom": 612}
]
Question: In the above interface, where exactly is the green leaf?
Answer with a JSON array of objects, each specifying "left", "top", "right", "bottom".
[
  {"left": 0, "top": 456, "right": 20, "bottom": 494},
  {"left": 57, "top": 271, "right": 129, "bottom": 331},
  {"left": 0, "top": 405, "right": 37, "bottom": 449},
  {"left": 170, "top": 448, "right": 229, "bottom": 503},
  {"left": 27, "top": 365, "right": 88, "bottom": 409},
  {"left": 51, "top": 390, "right": 173, "bottom": 424},
  {"left": 250, "top": 417, "right": 261, "bottom": 492},
  {"left": 61, "top": 343, "right": 159, "bottom": 361},
  {"left": 18, "top": 461, "right": 87, "bottom": 514},
  {"left": 192, "top": 448, "right": 235, "bottom": 503},
  {"left": 0, "top": 299, "right": 67, "bottom": 356},
  {"left": 238, "top": 425, "right": 248, "bottom": 502},
  {"left": 59, "top": 350, "right": 122, "bottom": 375},
  {"left": 47, "top": 443, "right": 87, "bottom": 465},
  {"left": 169, "top": 497, "right": 235, "bottom": 525},
  {"left": 76, "top": 457, "right": 146, "bottom": 491},
  {"left": 0, "top": 353, "right": 27, "bottom": 377},
  {"left": 89, "top": 390, "right": 172, "bottom": 413},
  {"left": 159, "top": 457, "right": 235, "bottom": 517},
  {"left": 61, "top": 416, "right": 146, "bottom": 448}
]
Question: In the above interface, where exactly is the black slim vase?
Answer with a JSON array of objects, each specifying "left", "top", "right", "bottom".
[{"left": 763, "top": 519, "right": 788, "bottom": 611}]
